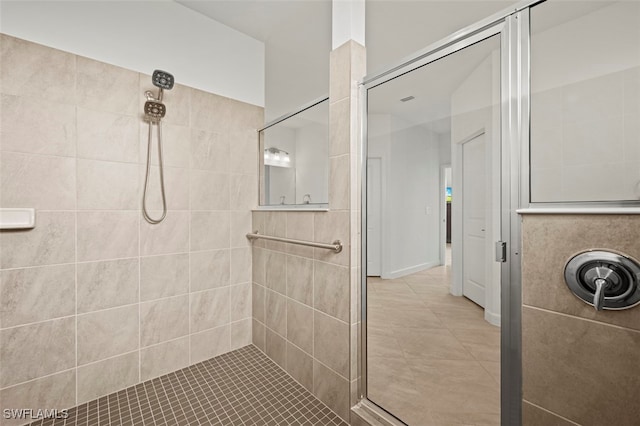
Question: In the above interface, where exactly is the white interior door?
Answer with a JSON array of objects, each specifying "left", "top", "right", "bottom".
[
  {"left": 462, "top": 133, "right": 487, "bottom": 307},
  {"left": 367, "top": 158, "right": 382, "bottom": 276}
]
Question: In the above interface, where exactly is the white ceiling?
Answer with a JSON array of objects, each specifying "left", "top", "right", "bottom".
[
  {"left": 175, "top": 0, "right": 614, "bottom": 128},
  {"left": 176, "top": 0, "right": 518, "bottom": 122}
]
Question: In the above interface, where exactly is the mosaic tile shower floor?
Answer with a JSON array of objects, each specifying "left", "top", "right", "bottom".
[{"left": 28, "top": 345, "right": 348, "bottom": 426}]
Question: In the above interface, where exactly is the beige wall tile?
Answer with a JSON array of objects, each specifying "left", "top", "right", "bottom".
[
  {"left": 314, "top": 261, "right": 350, "bottom": 322},
  {"left": 230, "top": 247, "right": 251, "bottom": 285},
  {"left": 1, "top": 94, "right": 76, "bottom": 157},
  {"left": 0, "top": 317, "right": 75, "bottom": 387},
  {"left": 190, "top": 249, "right": 230, "bottom": 292},
  {"left": 252, "top": 211, "right": 266, "bottom": 248},
  {"left": 230, "top": 319, "right": 252, "bottom": 350},
  {"left": 77, "top": 211, "right": 138, "bottom": 262},
  {"left": 329, "top": 97, "right": 350, "bottom": 157},
  {"left": 285, "top": 213, "right": 314, "bottom": 258},
  {"left": 230, "top": 174, "right": 257, "bottom": 210},
  {"left": 286, "top": 343, "right": 313, "bottom": 392},
  {"left": 140, "top": 253, "right": 189, "bottom": 301},
  {"left": 265, "top": 251, "right": 286, "bottom": 295},
  {"left": 190, "top": 129, "right": 228, "bottom": 172},
  {"left": 190, "top": 88, "right": 219, "bottom": 132},
  {"left": 265, "top": 328, "right": 286, "bottom": 369},
  {"left": 286, "top": 255, "right": 313, "bottom": 306},
  {"left": 76, "top": 57, "right": 138, "bottom": 116},
  {"left": 0, "top": 34, "right": 76, "bottom": 103},
  {"left": 142, "top": 165, "right": 190, "bottom": 211},
  {"left": 252, "top": 283, "right": 266, "bottom": 323},
  {"left": 252, "top": 319, "right": 266, "bottom": 351},
  {"left": 140, "top": 337, "right": 189, "bottom": 382},
  {"left": 314, "top": 311, "right": 349, "bottom": 379},
  {"left": 230, "top": 283, "right": 252, "bottom": 321},
  {"left": 329, "top": 155, "right": 349, "bottom": 210},
  {"left": 523, "top": 401, "right": 577, "bottom": 426},
  {"left": 287, "top": 300, "right": 313, "bottom": 355},
  {"left": 141, "top": 123, "right": 191, "bottom": 168},
  {"left": 0, "top": 370, "right": 76, "bottom": 426},
  {"left": 350, "top": 323, "right": 359, "bottom": 381},
  {"left": 523, "top": 306, "right": 640, "bottom": 426},
  {"left": 1, "top": 264, "right": 75, "bottom": 327},
  {"left": 190, "top": 170, "right": 229, "bottom": 210},
  {"left": 77, "top": 259, "right": 138, "bottom": 314},
  {"left": 229, "top": 130, "right": 258, "bottom": 175},
  {"left": 190, "top": 325, "right": 230, "bottom": 363},
  {"left": 190, "top": 288, "right": 230, "bottom": 333},
  {"left": 77, "top": 107, "right": 138, "bottom": 163},
  {"left": 77, "top": 159, "right": 139, "bottom": 210},
  {"left": 230, "top": 210, "right": 252, "bottom": 248},
  {"left": 314, "top": 211, "right": 349, "bottom": 266},
  {"left": 205, "top": 93, "right": 263, "bottom": 134},
  {"left": 77, "top": 351, "right": 139, "bottom": 404},
  {"left": 190, "top": 211, "right": 230, "bottom": 251},
  {"left": 140, "top": 211, "right": 189, "bottom": 256},
  {"left": 265, "top": 290, "right": 287, "bottom": 337},
  {"left": 1, "top": 152, "right": 75, "bottom": 210},
  {"left": 140, "top": 295, "right": 189, "bottom": 347},
  {"left": 252, "top": 247, "right": 266, "bottom": 286},
  {"left": 77, "top": 305, "right": 139, "bottom": 365},
  {"left": 313, "top": 360, "right": 350, "bottom": 421},
  {"left": 0, "top": 211, "right": 75, "bottom": 268},
  {"left": 265, "top": 211, "right": 286, "bottom": 238},
  {"left": 329, "top": 42, "right": 351, "bottom": 103},
  {"left": 522, "top": 215, "right": 640, "bottom": 331}
]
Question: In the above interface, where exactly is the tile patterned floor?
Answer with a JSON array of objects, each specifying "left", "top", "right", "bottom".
[
  {"left": 27, "top": 345, "right": 348, "bottom": 426},
  {"left": 366, "top": 255, "right": 501, "bottom": 426}
]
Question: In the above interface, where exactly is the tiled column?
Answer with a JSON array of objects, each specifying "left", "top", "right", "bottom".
[{"left": 328, "top": 38, "right": 367, "bottom": 420}]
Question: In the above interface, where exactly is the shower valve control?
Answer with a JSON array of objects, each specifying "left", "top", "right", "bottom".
[{"left": 564, "top": 250, "right": 640, "bottom": 311}]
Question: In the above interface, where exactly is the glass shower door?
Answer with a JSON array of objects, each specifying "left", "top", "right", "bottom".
[{"left": 363, "top": 32, "right": 504, "bottom": 426}]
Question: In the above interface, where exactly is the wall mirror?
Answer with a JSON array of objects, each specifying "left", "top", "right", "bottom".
[{"left": 259, "top": 98, "right": 329, "bottom": 207}]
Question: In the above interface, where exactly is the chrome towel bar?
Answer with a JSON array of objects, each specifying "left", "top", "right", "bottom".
[{"left": 246, "top": 231, "right": 342, "bottom": 253}]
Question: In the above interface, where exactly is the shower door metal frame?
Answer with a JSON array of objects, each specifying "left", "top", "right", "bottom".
[{"left": 358, "top": 1, "right": 541, "bottom": 424}]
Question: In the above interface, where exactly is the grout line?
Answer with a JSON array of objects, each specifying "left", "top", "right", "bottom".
[
  {"left": 524, "top": 305, "right": 640, "bottom": 333},
  {"left": 0, "top": 367, "right": 78, "bottom": 393},
  {"left": 188, "top": 168, "right": 192, "bottom": 365},
  {"left": 74, "top": 101, "right": 79, "bottom": 406},
  {"left": 523, "top": 400, "right": 581, "bottom": 425},
  {"left": 137, "top": 205, "right": 142, "bottom": 386},
  {"left": 0, "top": 314, "right": 76, "bottom": 332}
]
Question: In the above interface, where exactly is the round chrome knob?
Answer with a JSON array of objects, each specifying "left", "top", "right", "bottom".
[{"left": 564, "top": 250, "right": 640, "bottom": 311}]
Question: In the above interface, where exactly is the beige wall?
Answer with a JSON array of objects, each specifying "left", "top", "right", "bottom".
[
  {"left": 521, "top": 214, "right": 640, "bottom": 426},
  {"left": 251, "top": 40, "right": 365, "bottom": 424},
  {"left": 0, "top": 34, "right": 262, "bottom": 425}
]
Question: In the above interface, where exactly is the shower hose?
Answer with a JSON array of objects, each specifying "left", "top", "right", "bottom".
[{"left": 142, "top": 120, "right": 167, "bottom": 224}]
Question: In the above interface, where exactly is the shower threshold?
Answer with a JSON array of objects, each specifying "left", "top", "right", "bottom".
[{"left": 26, "top": 345, "right": 347, "bottom": 426}]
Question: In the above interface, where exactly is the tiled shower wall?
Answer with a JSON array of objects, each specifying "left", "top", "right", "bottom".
[
  {"left": 0, "top": 34, "right": 262, "bottom": 425},
  {"left": 251, "top": 40, "right": 365, "bottom": 423},
  {"left": 521, "top": 214, "right": 640, "bottom": 426}
]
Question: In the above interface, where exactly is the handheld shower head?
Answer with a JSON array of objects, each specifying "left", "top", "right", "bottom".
[
  {"left": 144, "top": 101, "right": 166, "bottom": 122},
  {"left": 152, "top": 70, "right": 174, "bottom": 90}
]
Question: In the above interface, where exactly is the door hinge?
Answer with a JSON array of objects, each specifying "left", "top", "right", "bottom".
[{"left": 495, "top": 241, "right": 507, "bottom": 262}]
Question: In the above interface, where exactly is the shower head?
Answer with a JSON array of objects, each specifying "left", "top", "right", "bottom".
[
  {"left": 144, "top": 101, "right": 166, "bottom": 122},
  {"left": 152, "top": 70, "right": 174, "bottom": 90}
]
